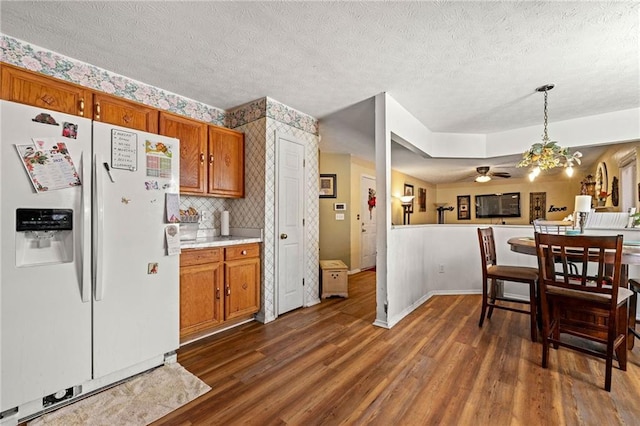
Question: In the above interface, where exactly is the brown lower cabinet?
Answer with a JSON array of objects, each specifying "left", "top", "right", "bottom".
[{"left": 180, "top": 243, "right": 260, "bottom": 339}]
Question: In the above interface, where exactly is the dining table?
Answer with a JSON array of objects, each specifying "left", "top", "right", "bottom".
[{"left": 508, "top": 235, "right": 640, "bottom": 350}]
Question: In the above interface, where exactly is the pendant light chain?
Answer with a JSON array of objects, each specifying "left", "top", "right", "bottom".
[
  {"left": 542, "top": 89, "right": 549, "bottom": 142},
  {"left": 516, "top": 83, "right": 582, "bottom": 178}
]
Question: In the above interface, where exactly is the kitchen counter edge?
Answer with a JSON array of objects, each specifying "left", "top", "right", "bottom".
[{"left": 181, "top": 236, "right": 262, "bottom": 249}]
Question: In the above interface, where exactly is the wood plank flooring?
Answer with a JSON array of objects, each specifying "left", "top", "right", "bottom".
[{"left": 154, "top": 270, "right": 640, "bottom": 425}]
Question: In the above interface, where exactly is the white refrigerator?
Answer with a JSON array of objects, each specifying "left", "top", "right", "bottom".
[{"left": 0, "top": 100, "right": 180, "bottom": 422}]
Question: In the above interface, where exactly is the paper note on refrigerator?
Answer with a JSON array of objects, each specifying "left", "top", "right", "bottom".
[
  {"left": 145, "top": 140, "right": 173, "bottom": 178},
  {"left": 111, "top": 129, "right": 138, "bottom": 171},
  {"left": 15, "top": 142, "right": 81, "bottom": 193}
]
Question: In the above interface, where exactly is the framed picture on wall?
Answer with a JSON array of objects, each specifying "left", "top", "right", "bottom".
[
  {"left": 404, "top": 183, "right": 414, "bottom": 213},
  {"left": 457, "top": 195, "right": 470, "bottom": 220},
  {"left": 529, "top": 192, "right": 546, "bottom": 223},
  {"left": 319, "top": 174, "right": 337, "bottom": 198},
  {"left": 418, "top": 188, "right": 426, "bottom": 212}
]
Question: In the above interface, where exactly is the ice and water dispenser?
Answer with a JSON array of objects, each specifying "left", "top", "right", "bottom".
[{"left": 15, "top": 208, "right": 74, "bottom": 267}]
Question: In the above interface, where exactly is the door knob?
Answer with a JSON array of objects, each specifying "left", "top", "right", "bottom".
[{"left": 280, "top": 233, "right": 288, "bottom": 239}]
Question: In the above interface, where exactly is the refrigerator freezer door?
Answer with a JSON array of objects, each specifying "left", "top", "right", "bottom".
[
  {"left": 91, "top": 122, "right": 179, "bottom": 378},
  {"left": 0, "top": 101, "right": 92, "bottom": 411}
]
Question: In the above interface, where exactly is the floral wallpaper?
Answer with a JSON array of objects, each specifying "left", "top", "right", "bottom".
[
  {"left": 227, "top": 97, "right": 319, "bottom": 135},
  {"left": 0, "top": 35, "right": 318, "bottom": 134}
]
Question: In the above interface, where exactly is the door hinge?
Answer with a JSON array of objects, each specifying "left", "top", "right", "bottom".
[
  {"left": 303, "top": 218, "right": 305, "bottom": 226},
  {"left": 302, "top": 278, "right": 305, "bottom": 286},
  {"left": 303, "top": 159, "right": 306, "bottom": 167}
]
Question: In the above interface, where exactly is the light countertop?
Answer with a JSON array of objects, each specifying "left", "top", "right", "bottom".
[
  {"left": 181, "top": 235, "right": 262, "bottom": 249},
  {"left": 180, "top": 227, "right": 263, "bottom": 249}
]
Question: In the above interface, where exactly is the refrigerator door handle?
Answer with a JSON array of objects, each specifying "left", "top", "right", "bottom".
[
  {"left": 80, "top": 152, "right": 91, "bottom": 302},
  {"left": 94, "top": 153, "right": 105, "bottom": 301}
]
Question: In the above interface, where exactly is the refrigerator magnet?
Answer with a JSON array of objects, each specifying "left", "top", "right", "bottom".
[
  {"left": 32, "top": 112, "right": 59, "bottom": 125},
  {"left": 62, "top": 122, "right": 78, "bottom": 139},
  {"left": 148, "top": 263, "right": 159, "bottom": 274},
  {"left": 144, "top": 180, "right": 159, "bottom": 190}
]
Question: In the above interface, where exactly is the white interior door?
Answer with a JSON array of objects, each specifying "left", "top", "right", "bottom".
[
  {"left": 360, "top": 175, "right": 376, "bottom": 270},
  {"left": 276, "top": 134, "right": 305, "bottom": 315}
]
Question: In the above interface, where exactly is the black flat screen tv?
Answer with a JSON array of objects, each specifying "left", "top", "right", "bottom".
[{"left": 475, "top": 192, "right": 521, "bottom": 218}]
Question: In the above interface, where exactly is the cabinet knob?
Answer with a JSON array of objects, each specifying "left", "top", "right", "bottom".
[
  {"left": 226, "top": 286, "right": 231, "bottom": 296},
  {"left": 280, "top": 233, "right": 288, "bottom": 240},
  {"left": 241, "top": 250, "right": 247, "bottom": 255},
  {"left": 79, "top": 98, "right": 85, "bottom": 116},
  {"left": 209, "top": 154, "right": 214, "bottom": 165},
  {"left": 95, "top": 102, "right": 101, "bottom": 120},
  {"left": 200, "top": 153, "right": 205, "bottom": 163},
  {"left": 216, "top": 288, "right": 220, "bottom": 299}
]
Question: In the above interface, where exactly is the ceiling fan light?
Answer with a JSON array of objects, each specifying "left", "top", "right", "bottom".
[
  {"left": 528, "top": 171, "right": 537, "bottom": 182},
  {"left": 475, "top": 175, "right": 491, "bottom": 183},
  {"left": 532, "top": 166, "right": 541, "bottom": 177}
]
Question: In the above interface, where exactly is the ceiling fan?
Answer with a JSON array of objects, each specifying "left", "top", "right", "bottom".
[{"left": 474, "top": 166, "right": 511, "bottom": 183}]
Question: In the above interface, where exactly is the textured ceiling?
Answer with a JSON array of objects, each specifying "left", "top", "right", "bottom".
[{"left": 1, "top": 1, "right": 639, "bottom": 182}]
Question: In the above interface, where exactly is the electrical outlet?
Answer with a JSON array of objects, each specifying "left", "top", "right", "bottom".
[{"left": 438, "top": 264, "right": 444, "bottom": 273}]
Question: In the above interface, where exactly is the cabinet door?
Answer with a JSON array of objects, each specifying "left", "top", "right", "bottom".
[
  {"left": 208, "top": 126, "right": 245, "bottom": 198},
  {"left": 179, "top": 262, "right": 224, "bottom": 337},
  {"left": 1, "top": 64, "right": 91, "bottom": 118},
  {"left": 224, "top": 258, "right": 260, "bottom": 320},
  {"left": 93, "top": 93, "right": 158, "bottom": 132},
  {"left": 160, "top": 112, "right": 208, "bottom": 194}
]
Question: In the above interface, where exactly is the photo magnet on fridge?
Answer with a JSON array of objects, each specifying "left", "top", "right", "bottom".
[{"left": 62, "top": 122, "right": 78, "bottom": 139}]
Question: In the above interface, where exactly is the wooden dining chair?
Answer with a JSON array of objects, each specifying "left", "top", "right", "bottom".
[
  {"left": 534, "top": 233, "right": 632, "bottom": 391},
  {"left": 477, "top": 227, "right": 539, "bottom": 341}
]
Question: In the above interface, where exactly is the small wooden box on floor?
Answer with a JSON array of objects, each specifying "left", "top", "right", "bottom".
[{"left": 320, "top": 260, "right": 348, "bottom": 298}]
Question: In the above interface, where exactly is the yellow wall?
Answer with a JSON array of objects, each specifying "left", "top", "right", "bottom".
[
  {"left": 436, "top": 174, "right": 580, "bottom": 225},
  {"left": 319, "top": 153, "right": 351, "bottom": 267},
  {"left": 390, "top": 170, "right": 437, "bottom": 225}
]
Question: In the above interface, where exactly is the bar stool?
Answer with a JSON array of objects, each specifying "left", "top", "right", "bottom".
[{"left": 477, "top": 227, "right": 539, "bottom": 341}]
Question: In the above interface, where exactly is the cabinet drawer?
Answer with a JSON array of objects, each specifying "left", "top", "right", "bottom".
[
  {"left": 225, "top": 244, "right": 259, "bottom": 261},
  {"left": 181, "top": 248, "right": 222, "bottom": 266}
]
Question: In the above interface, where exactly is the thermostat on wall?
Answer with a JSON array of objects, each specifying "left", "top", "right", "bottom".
[{"left": 334, "top": 203, "right": 347, "bottom": 211}]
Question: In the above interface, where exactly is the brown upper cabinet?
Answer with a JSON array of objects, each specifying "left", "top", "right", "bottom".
[
  {"left": 208, "top": 126, "right": 245, "bottom": 198},
  {"left": 2, "top": 64, "right": 157, "bottom": 133},
  {"left": 1, "top": 64, "right": 245, "bottom": 197},
  {"left": 160, "top": 111, "right": 244, "bottom": 197},
  {"left": 159, "top": 112, "right": 209, "bottom": 194},
  {"left": 93, "top": 93, "right": 158, "bottom": 133},
  {"left": 1, "top": 64, "right": 92, "bottom": 118}
]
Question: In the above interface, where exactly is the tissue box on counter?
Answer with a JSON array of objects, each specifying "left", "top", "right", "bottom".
[{"left": 180, "top": 223, "right": 199, "bottom": 241}]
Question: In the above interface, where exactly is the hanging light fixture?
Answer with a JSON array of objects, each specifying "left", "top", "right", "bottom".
[{"left": 516, "top": 84, "right": 581, "bottom": 180}]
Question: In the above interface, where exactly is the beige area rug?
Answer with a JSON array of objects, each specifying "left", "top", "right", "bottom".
[{"left": 29, "top": 363, "right": 210, "bottom": 426}]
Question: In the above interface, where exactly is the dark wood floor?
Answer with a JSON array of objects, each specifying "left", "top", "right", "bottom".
[{"left": 154, "top": 270, "right": 640, "bottom": 425}]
